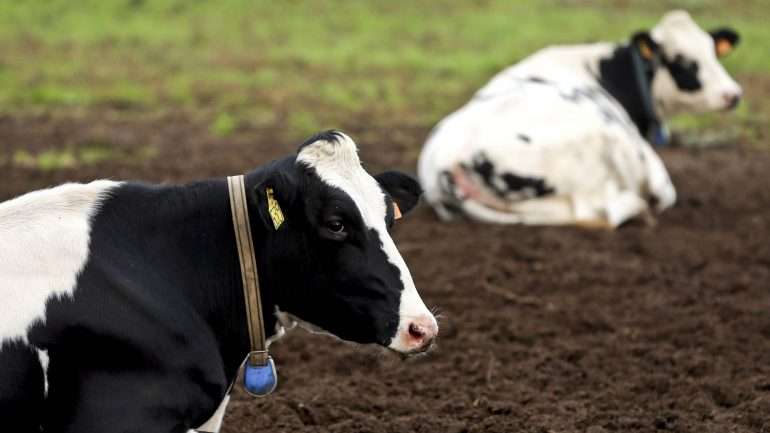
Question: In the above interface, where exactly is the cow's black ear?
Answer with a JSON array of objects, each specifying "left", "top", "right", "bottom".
[
  {"left": 375, "top": 171, "right": 422, "bottom": 217},
  {"left": 710, "top": 27, "right": 740, "bottom": 57},
  {"left": 631, "top": 31, "right": 660, "bottom": 61},
  {"left": 252, "top": 172, "right": 297, "bottom": 231}
]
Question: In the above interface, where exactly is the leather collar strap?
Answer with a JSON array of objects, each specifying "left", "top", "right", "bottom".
[
  {"left": 630, "top": 45, "right": 667, "bottom": 146},
  {"left": 194, "top": 175, "right": 276, "bottom": 432},
  {"left": 227, "top": 175, "right": 268, "bottom": 367}
]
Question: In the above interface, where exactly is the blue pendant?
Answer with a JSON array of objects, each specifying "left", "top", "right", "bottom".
[
  {"left": 652, "top": 125, "right": 670, "bottom": 147},
  {"left": 243, "top": 356, "right": 277, "bottom": 397}
]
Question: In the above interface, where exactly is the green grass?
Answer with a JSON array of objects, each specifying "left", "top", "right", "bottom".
[
  {"left": 0, "top": 0, "right": 768, "bottom": 138},
  {"left": 9, "top": 142, "right": 157, "bottom": 171}
]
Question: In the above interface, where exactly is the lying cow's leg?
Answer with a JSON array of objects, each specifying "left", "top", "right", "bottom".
[
  {"left": 445, "top": 162, "right": 583, "bottom": 226},
  {"left": 431, "top": 171, "right": 464, "bottom": 221},
  {"left": 459, "top": 184, "right": 648, "bottom": 229},
  {"left": 0, "top": 341, "right": 45, "bottom": 433},
  {"left": 506, "top": 196, "right": 580, "bottom": 225},
  {"left": 461, "top": 195, "right": 577, "bottom": 225},
  {"left": 461, "top": 199, "right": 524, "bottom": 224},
  {"left": 640, "top": 143, "right": 677, "bottom": 212},
  {"left": 570, "top": 190, "right": 652, "bottom": 229},
  {"left": 604, "top": 190, "right": 651, "bottom": 228}
]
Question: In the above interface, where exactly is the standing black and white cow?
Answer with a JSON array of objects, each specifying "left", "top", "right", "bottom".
[
  {"left": 0, "top": 131, "right": 438, "bottom": 433},
  {"left": 418, "top": 10, "right": 741, "bottom": 227}
]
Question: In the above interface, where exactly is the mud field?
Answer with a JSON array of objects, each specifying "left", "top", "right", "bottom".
[{"left": 1, "top": 115, "right": 769, "bottom": 433}]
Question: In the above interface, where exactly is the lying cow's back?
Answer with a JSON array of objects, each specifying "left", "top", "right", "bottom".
[{"left": 476, "top": 42, "right": 616, "bottom": 98}]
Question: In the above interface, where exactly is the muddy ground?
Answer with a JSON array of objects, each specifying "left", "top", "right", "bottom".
[{"left": 1, "top": 114, "right": 768, "bottom": 433}]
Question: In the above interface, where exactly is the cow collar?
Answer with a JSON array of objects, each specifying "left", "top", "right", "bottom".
[
  {"left": 227, "top": 175, "right": 277, "bottom": 397},
  {"left": 629, "top": 44, "right": 669, "bottom": 146}
]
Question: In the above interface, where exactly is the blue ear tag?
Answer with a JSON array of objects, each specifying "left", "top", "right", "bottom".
[{"left": 243, "top": 356, "right": 277, "bottom": 397}]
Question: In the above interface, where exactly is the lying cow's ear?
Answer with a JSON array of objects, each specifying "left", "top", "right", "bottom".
[
  {"left": 375, "top": 171, "right": 422, "bottom": 218},
  {"left": 631, "top": 31, "right": 660, "bottom": 61},
  {"left": 252, "top": 172, "right": 296, "bottom": 231},
  {"left": 710, "top": 28, "right": 740, "bottom": 57}
]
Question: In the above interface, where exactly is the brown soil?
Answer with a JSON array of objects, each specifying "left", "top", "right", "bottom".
[{"left": 1, "top": 114, "right": 768, "bottom": 433}]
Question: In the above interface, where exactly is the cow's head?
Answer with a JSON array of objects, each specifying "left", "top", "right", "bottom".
[
  {"left": 252, "top": 131, "right": 437, "bottom": 355},
  {"left": 637, "top": 10, "right": 741, "bottom": 115}
]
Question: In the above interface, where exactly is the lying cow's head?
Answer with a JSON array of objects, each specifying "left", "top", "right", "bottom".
[
  {"left": 252, "top": 131, "right": 437, "bottom": 355},
  {"left": 638, "top": 10, "right": 741, "bottom": 114}
]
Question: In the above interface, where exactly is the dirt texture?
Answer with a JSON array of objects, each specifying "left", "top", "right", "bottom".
[{"left": 1, "top": 114, "right": 768, "bottom": 433}]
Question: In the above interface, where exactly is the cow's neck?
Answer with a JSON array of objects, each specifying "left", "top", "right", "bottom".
[
  {"left": 149, "top": 170, "right": 281, "bottom": 385},
  {"left": 596, "top": 43, "right": 663, "bottom": 143}
]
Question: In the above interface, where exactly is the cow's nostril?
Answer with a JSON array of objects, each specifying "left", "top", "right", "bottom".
[
  {"left": 723, "top": 92, "right": 741, "bottom": 109},
  {"left": 408, "top": 323, "right": 426, "bottom": 340}
]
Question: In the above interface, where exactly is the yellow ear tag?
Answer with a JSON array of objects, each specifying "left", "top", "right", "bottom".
[
  {"left": 716, "top": 39, "right": 733, "bottom": 57},
  {"left": 393, "top": 202, "right": 402, "bottom": 220},
  {"left": 266, "top": 187, "right": 285, "bottom": 230},
  {"left": 639, "top": 41, "right": 654, "bottom": 60}
]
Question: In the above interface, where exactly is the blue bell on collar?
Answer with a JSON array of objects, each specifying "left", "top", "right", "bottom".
[
  {"left": 243, "top": 352, "right": 277, "bottom": 397},
  {"left": 650, "top": 124, "right": 670, "bottom": 147}
]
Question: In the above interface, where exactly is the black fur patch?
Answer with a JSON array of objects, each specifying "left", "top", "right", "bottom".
[
  {"left": 662, "top": 54, "right": 702, "bottom": 92},
  {"left": 297, "top": 129, "right": 345, "bottom": 152},
  {"left": 500, "top": 173, "right": 554, "bottom": 197},
  {"left": 0, "top": 341, "right": 44, "bottom": 432},
  {"left": 470, "top": 152, "right": 555, "bottom": 199},
  {"left": 526, "top": 76, "right": 550, "bottom": 84},
  {"left": 598, "top": 43, "right": 660, "bottom": 138}
]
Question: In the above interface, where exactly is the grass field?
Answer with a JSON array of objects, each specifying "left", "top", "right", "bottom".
[{"left": 1, "top": 0, "right": 768, "bottom": 143}]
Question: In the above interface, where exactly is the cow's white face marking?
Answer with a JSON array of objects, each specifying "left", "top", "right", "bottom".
[
  {"left": 0, "top": 181, "right": 119, "bottom": 345},
  {"left": 651, "top": 10, "right": 741, "bottom": 114},
  {"left": 297, "top": 133, "right": 437, "bottom": 353}
]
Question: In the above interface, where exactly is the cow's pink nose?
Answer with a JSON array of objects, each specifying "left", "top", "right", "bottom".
[
  {"left": 408, "top": 323, "right": 426, "bottom": 339},
  {"left": 723, "top": 91, "right": 741, "bottom": 110},
  {"left": 407, "top": 316, "right": 438, "bottom": 351}
]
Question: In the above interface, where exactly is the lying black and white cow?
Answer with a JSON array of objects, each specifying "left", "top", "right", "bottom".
[
  {"left": 418, "top": 10, "right": 741, "bottom": 227},
  {"left": 0, "top": 131, "right": 438, "bottom": 433}
]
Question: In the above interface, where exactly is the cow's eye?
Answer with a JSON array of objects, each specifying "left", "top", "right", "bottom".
[
  {"left": 327, "top": 220, "right": 345, "bottom": 233},
  {"left": 319, "top": 215, "right": 348, "bottom": 241}
]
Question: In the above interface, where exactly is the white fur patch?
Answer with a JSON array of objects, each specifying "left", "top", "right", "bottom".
[
  {"left": 297, "top": 133, "right": 436, "bottom": 352},
  {"left": 37, "top": 348, "right": 50, "bottom": 396},
  {"left": 0, "top": 180, "right": 119, "bottom": 345}
]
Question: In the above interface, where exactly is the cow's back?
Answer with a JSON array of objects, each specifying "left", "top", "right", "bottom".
[
  {"left": 0, "top": 180, "right": 118, "bottom": 344},
  {"left": 476, "top": 43, "right": 615, "bottom": 99}
]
